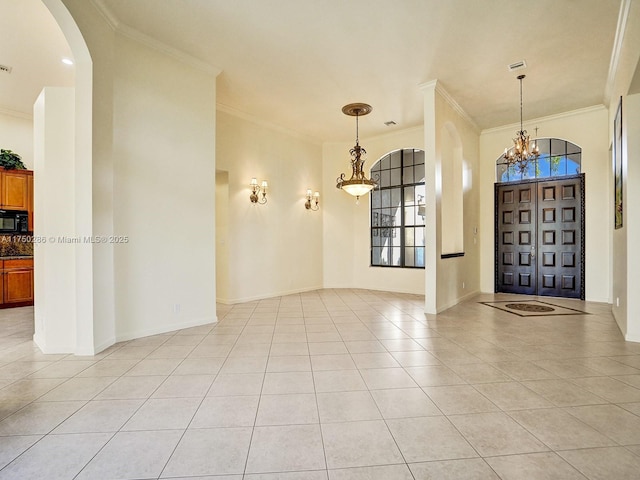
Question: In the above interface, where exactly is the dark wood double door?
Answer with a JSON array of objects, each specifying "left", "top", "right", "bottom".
[{"left": 495, "top": 174, "right": 584, "bottom": 299}]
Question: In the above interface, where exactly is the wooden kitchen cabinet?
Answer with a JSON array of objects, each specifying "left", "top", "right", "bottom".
[
  {"left": 0, "top": 258, "right": 34, "bottom": 307},
  {"left": 0, "top": 168, "right": 32, "bottom": 211},
  {"left": 27, "top": 173, "right": 33, "bottom": 232}
]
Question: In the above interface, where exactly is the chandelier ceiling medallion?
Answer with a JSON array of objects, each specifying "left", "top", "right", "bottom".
[
  {"left": 503, "top": 74, "right": 539, "bottom": 173},
  {"left": 336, "top": 103, "right": 377, "bottom": 203}
]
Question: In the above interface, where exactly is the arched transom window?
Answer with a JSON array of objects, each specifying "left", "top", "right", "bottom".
[{"left": 496, "top": 138, "right": 582, "bottom": 183}]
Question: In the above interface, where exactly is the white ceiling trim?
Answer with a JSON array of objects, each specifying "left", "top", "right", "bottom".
[
  {"left": 91, "top": 0, "right": 222, "bottom": 77},
  {"left": 481, "top": 104, "right": 607, "bottom": 136},
  {"left": 419, "top": 80, "right": 479, "bottom": 134},
  {"left": 604, "top": 0, "right": 632, "bottom": 105},
  {"left": 217, "top": 103, "right": 323, "bottom": 146}
]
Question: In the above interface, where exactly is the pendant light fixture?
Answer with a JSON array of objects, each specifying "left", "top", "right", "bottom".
[
  {"left": 503, "top": 75, "right": 539, "bottom": 173},
  {"left": 336, "top": 103, "right": 377, "bottom": 202}
]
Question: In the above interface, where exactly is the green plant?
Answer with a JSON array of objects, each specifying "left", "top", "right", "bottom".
[{"left": 0, "top": 149, "right": 27, "bottom": 170}]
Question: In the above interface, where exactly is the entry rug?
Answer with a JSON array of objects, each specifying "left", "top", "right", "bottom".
[{"left": 480, "top": 300, "right": 589, "bottom": 317}]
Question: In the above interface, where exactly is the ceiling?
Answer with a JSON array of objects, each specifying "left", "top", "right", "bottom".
[{"left": 0, "top": 0, "right": 623, "bottom": 142}]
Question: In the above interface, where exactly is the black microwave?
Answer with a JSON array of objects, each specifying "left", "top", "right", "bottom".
[{"left": 0, "top": 210, "right": 29, "bottom": 234}]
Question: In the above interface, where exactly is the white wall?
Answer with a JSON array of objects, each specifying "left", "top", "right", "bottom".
[
  {"left": 44, "top": 0, "right": 222, "bottom": 352},
  {"left": 422, "top": 82, "right": 481, "bottom": 313},
  {"left": 111, "top": 34, "right": 218, "bottom": 339},
  {"left": 33, "top": 87, "right": 76, "bottom": 353},
  {"left": 0, "top": 111, "right": 34, "bottom": 169},
  {"left": 479, "top": 106, "right": 611, "bottom": 303},
  {"left": 609, "top": 0, "right": 640, "bottom": 340},
  {"left": 323, "top": 127, "right": 425, "bottom": 294},
  {"left": 624, "top": 94, "right": 640, "bottom": 340},
  {"left": 215, "top": 170, "right": 230, "bottom": 302},
  {"left": 216, "top": 109, "right": 323, "bottom": 303}
]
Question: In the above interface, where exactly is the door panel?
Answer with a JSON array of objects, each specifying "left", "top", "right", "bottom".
[
  {"left": 536, "top": 177, "right": 582, "bottom": 298},
  {"left": 495, "top": 174, "right": 584, "bottom": 299},
  {"left": 496, "top": 183, "right": 537, "bottom": 295}
]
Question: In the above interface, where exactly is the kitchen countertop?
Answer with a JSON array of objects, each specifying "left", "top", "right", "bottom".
[{"left": 0, "top": 256, "right": 33, "bottom": 260}]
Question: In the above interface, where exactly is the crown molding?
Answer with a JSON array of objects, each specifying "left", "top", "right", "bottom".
[
  {"left": 0, "top": 106, "right": 32, "bottom": 120},
  {"left": 216, "top": 103, "right": 323, "bottom": 146},
  {"left": 91, "top": 0, "right": 221, "bottom": 77},
  {"left": 91, "top": 0, "right": 120, "bottom": 30},
  {"left": 419, "top": 79, "right": 480, "bottom": 133},
  {"left": 481, "top": 104, "right": 606, "bottom": 135},
  {"left": 604, "top": 0, "right": 632, "bottom": 105}
]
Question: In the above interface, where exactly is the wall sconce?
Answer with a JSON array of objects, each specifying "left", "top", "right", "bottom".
[
  {"left": 305, "top": 189, "right": 320, "bottom": 211},
  {"left": 250, "top": 178, "right": 268, "bottom": 204}
]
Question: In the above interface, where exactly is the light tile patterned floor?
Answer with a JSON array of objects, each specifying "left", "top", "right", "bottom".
[{"left": 1, "top": 290, "right": 640, "bottom": 479}]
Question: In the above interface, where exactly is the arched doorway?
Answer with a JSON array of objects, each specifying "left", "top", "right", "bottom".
[{"left": 34, "top": 0, "right": 96, "bottom": 354}]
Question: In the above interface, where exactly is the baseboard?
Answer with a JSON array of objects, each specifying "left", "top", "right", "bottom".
[
  {"left": 625, "top": 332, "right": 640, "bottom": 344},
  {"left": 429, "top": 289, "right": 480, "bottom": 314},
  {"left": 218, "top": 286, "right": 322, "bottom": 305},
  {"left": 115, "top": 315, "right": 218, "bottom": 343},
  {"left": 32, "top": 332, "right": 76, "bottom": 355},
  {"left": 77, "top": 337, "right": 118, "bottom": 356}
]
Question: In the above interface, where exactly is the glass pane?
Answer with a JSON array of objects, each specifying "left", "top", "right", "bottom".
[
  {"left": 536, "top": 138, "right": 550, "bottom": 156},
  {"left": 371, "top": 190, "right": 381, "bottom": 208},
  {"left": 372, "top": 229, "right": 381, "bottom": 246},
  {"left": 497, "top": 162, "right": 509, "bottom": 182},
  {"left": 405, "top": 247, "right": 415, "bottom": 267},
  {"left": 372, "top": 210, "right": 380, "bottom": 227},
  {"left": 371, "top": 159, "right": 382, "bottom": 173},
  {"left": 389, "top": 228, "right": 400, "bottom": 247},
  {"left": 537, "top": 154, "right": 550, "bottom": 178},
  {"left": 404, "top": 186, "right": 415, "bottom": 204},
  {"left": 403, "top": 149, "right": 414, "bottom": 166},
  {"left": 414, "top": 206, "right": 425, "bottom": 226},
  {"left": 372, "top": 247, "right": 383, "bottom": 265},
  {"left": 390, "top": 168, "right": 401, "bottom": 186},
  {"left": 521, "top": 160, "right": 536, "bottom": 179},
  {"left": 380, "top": 155, "right": 390, "bottom": 170},
  {"left": 403, "top": 166, "right": 414, "bottom": 184},
  {"left": 414, "top": 150, "right": 425, "bottom": 165},
  {"left": 551, "top": 138, "right": 565, "bottom": 156},
  {"left": 379, "top": 170, "right": 391, "bottom": 188},
  {"left": 414, "top": 162, "right": 425, "bottom": 181},
  {"left": 390, "top": 150, "right": 402, "bottom": 168},
  {"left": 556, "top": 155, "right": 567, "bottom": 176},
  {"left": 381, "top": 190, "right": 390, "bottom": 208},
  {"left": 415, "top": 227, "right": 425, "bottom": 246},
  {"left": 390, "top": 247, "right": 401, "bottom": 266},
  {"left": 405, "top": 228, "right": 415, "bottom": 247},
  {"left": 547, "top": 155, "right": 560, "bottom": 176},
  {"left": 391, "top": 187, "right": 401, "bottom": 207},
  {"left": 507, "top": 164, "right": 522, "bottom": 182},
  {"left": 393, "top": 206, "right": 402, "bottom": 229},
  {"left": 415, "top": 247, "right": 425, "bottom": 267},
  {"left": 405, "top": 206, "right": 416, "bottom": 226},
  {"left": 567, "top": 153, "right": 581, "bottom": 174},
  {"left": 566, "top": 141, "right": 580, "bottom": 155}
]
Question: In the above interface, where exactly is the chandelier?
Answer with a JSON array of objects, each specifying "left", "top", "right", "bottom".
[
  {"left": 336, "top": 103, "right": 377, "bottom": 202},
  {"left": 503, "top": 74, "right": 539, "bottom": 173}
]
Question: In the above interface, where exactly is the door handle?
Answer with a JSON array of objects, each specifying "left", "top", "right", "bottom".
[{"left": 531, "top": 245, "right": 535, "bottom": 260}]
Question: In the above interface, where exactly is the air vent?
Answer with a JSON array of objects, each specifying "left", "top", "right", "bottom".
[
  {"left": 384, "top": 120, "right": 397, "bottom": 126},
  {"left": 508, "top": 60, "right": 527, "bottom": 72},
  {"left": 0, "top": 64, "right": 12, "bottom": 74}
]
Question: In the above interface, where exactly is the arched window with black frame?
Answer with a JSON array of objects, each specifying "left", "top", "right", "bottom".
[{"left": 371, "top": 148, "right": 425, "bottom": 268}]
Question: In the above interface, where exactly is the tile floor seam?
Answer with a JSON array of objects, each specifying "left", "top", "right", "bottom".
[{"left": 241, "top": 301, "right": 277, "bottom": 477}]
